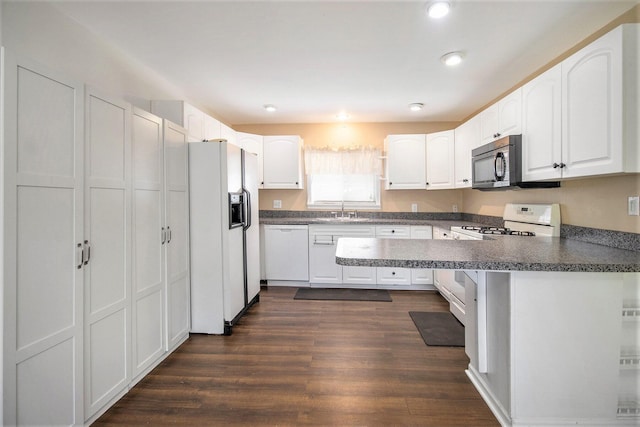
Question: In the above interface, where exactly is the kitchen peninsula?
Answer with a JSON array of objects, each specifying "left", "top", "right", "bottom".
[{"left": 335, "top": 235, "right": 640, "bottom": 426}]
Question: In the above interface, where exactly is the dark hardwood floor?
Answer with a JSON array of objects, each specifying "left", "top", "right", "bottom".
[{"left": 94, "top": 286, "right": 499, "bottom": 426}]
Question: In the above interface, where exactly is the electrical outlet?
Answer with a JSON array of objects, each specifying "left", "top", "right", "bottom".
[
  {"left": 273, "top": 199, "right": 282, "bottom": 209},
  {"left": 411, "top": 203, "right": 418, "bottom": 213},
  {"left": 628, "top": 196, "right": 639, "bottom": 216},
  {"left": 452, "top": 204, "right": 458, "bottom": 213}
]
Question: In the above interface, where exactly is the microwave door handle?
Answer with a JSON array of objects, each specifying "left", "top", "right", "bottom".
[{"left": 494, "top": 152, "right": 506, "bottom": 181}]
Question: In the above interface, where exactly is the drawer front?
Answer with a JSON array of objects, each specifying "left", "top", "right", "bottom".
[
  {"left": 376, "top": 267, "right": 411, "bottom": 285},
  {"left": 410, "top": 225, "right": 433, "bottom": 239},
  {"left": 411, "top": 269, "right": 434, "bottom": 285},
  {"left": 375, "top": 225, "right": 411, "bottom": 239}
]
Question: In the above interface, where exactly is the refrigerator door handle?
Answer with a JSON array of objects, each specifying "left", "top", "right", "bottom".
[{"left": 243, "top": 188, "right": 252, "bottom": 231}]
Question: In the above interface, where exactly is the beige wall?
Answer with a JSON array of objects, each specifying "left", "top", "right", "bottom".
[{"left": 462, "top": 175, "right": 640, "bottom": 233}]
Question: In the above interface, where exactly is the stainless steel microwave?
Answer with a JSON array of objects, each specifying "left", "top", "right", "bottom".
[{"left": 471, "top": 135, "right": 560, "bottom": 190}]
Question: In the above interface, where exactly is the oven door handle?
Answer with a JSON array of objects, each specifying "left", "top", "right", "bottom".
[{"left": 494, "top": 152, "right": 506, "bottom": 181}]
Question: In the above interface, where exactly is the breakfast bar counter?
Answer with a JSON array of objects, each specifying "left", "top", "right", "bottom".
[{"left": 335, "top": 236, "right": 640, "bottom": 272}]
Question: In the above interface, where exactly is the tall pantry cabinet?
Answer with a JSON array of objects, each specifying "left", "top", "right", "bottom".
[{"left": 3, "top": 51, "right": 191, "bottom": 425}]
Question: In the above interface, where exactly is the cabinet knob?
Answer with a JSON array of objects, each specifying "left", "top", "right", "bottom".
[
  {"left": 463, "top": 179, "right": 469, "bottom": 183},
  {"left": 295, "top": 181, "right": 299, "bottom": 185},
  {"left": 391, "top": 230, "right": 395, "bottom": 233},
  {"left": 389, "top": 182, "right": 393, "bottom": 185},
  {"left": 560, "top": 163, "right": 566, "bottom": 168},
  {"left": 426, "top": 182, "right": 430, "bottom": 186},
  {"left": 392, "top": 271, "right": 396, "bottom": 275},
  {"left": 553, "top": 162, "right": 560, "bottom": 169}
]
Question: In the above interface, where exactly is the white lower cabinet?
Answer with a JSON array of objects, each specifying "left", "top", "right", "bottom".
[
  {"left": 377, "top": 267, "right": 412, "bottom": 286},
  {"left": 3, "top": 52, "right": 190, "bottom": 425},
  {"left": 308, "top": 225, "right": 376, "bottom": 287}
]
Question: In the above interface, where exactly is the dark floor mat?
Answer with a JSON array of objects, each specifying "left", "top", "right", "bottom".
[
  {"left": 294, "top": 288, "right": 392, "bottom": 302},
  {"left": 409, "top": 311, "right": 465, "bottom": 347}
]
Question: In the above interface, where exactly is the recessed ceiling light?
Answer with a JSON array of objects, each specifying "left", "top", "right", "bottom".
[
  {"left": 263, "top": 104, "right": 277, "bottom": 112},
  {"left": 427, "top": 1, "right": 450, "bottom": 19},
  {"left": 441, "top": 51, "right": 464, "bottom": 66},
  {"left": 336, "top": 111, "right": 350, "bottom": 121},
  {"left": 409, "top": 103, "right": 424, "bottom": 112}
]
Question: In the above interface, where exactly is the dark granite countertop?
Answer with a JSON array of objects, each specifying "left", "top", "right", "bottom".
[
  {"left": 259, "top": 217, "right": 481, "bottom": 229},
  {"left": 335, "top": 236, "right": 640, "bottom": 272}
]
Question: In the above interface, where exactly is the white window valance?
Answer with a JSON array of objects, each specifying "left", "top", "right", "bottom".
[{"left": 304, "top": 146, "right": 382, "bottom": 175}]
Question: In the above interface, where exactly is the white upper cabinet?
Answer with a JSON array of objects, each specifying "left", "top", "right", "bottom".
[
  {"left": 561, "top": 24, "right": 639, "bottom": 178},
  {"left": 426, "top": 130, "right": 455, "bottom": 190},
  {"left": 220, "top": 122, "right": 237, "bottom": 146},
  {"left": 454, "top": 115, "right": 481, "bottom": 188},
  {"left": 522, "top": 64, "right": 563, "bottom": 181},
  {"left": 384, "top": 134, "right": 426, "bottom": 190},
  {"left": 480, "top": 88, "right": 522, "bottom": 144},
  {"left": 262, "top": 135, "right": 304, "bottom": 189},
  {"left": 151, "top": 100, "right": 221, "bottom": 142},
  {"left": 237, "top": 132, "right": 264, "bottom": 188}
]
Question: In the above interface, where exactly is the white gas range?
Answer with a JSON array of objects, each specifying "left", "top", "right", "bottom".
[
  {"left": 438, "top": 203, "right": 561, "bottom": 326},
  {"left": 451, "top": 203, "right": 561, "bottom": 240}
]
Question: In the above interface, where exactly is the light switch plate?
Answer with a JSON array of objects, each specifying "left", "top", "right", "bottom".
[
  {"left": 273, "top": 199, "right": 282, "bottom": 209},
  {"left": 628, "top": 196, "right": 639, "bottom": 216},
  {"left": 411, "top": 203, "right": 418, "bottom": 213},
  {"left": 452, "top": 204, "right": 459, "bottom": 213}
]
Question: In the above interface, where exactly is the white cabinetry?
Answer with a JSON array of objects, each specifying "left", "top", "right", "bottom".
[
  {"left": 83, "top": 88, "right": 132, "bottom": 419},
  {"left": 3, "top": 52, "right": 86, "bottom": 426},
  {"left": 454, "top": 115, "right": 480, "bottom": 188},
  {"left": 263, "top": 225, "right": 309, "bottom": 282},
  {"left": 375, "top": 226, "right": 412, "bottom": 287},
  {"left": 162, "top": 120, "right": 191, "bottom": 351},
  {"left": 220, "top": 122, "right": 237, "bottom": 146},
  {"left": 151, "top": 100, "right": 221, "bottom": 142},
  {"left": 522, "top": 64, "right": 563, "bottom": 181},
  {"left": 131, "top": 108, "right": 167, "bottom": 382},
  {"left": 384, "top": 134, "right": 426, "bottom": 189},
  {"left": 410, "top": 226, "right": 434, "bottom": 286},
  {"left": 480, "top": 88, "right": 522, "bottom": 144},
  {"left": 237, "top": 132, "right": 264, "bottom": 188},
  {"left": 561, "top": 24, "right": 639, "bottom": 179},
  {"left": 308, "top": 225, "right": 376, "bottom": 286},
  {"left": 426, "top": 130, "right": 455, "bottom": 190},
  {"left": 263, "top": 135, "right": 304, "bottom": 189}
]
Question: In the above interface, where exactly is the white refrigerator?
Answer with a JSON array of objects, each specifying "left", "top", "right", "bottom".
[{"left": 189, "top": 140, "right": 260, "bottom": 334}]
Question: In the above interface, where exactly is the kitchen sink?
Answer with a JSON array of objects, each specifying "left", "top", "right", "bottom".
[{"left": 315, "top": 217, "right": 371, "bottom": 222}]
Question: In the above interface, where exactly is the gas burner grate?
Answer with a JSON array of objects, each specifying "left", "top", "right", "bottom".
[{"left": 460, "top": 225, "right": 536, "bottom": 237}]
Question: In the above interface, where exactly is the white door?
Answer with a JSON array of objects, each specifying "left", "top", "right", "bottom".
[
  {"left": 522, "top": 64, "right": 563, "bottom": 181},
  {"left": 131, "top": 108, "right": 166, "bottom": 379},
  {"left": 454, "top": 115, "right": 480, "bottom": 188},
  {"left": 263, "top": 136, "right": 302, "bottom": 189},
  {"left": 562, "top": 27, "right": 623, "bottom": 178},
  {"left": 224, "top": 143, "right": 246, "bottom": 322},
  {"left": 163, "top": 121, "right": 191, "bottom": 350},
  {"left": 83, "top": 88, "right": 132, "bottom": 418},
  {"left": 498, "top": 88, "right": 522, "bottom": 136},
  {"left": 244, "top": 151, "right": 261, "bottom": 302},
  {"left": 308, "top": 233, "right": 342, "bottom": 284},
  {"left": 4, "top": 51, "right": 84, "bottom": 426},
  {"left": 384, "top": 134, "right": 426, "bottom": 190},
  {"left": 426, "top": 130, "right": 455, "bottom": 190},
  {"left": 237, "top": 132, "right": 264, "bottom": 188}
]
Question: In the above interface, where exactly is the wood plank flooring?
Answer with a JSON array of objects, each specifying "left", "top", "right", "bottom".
[{"left": 94, "top": 287, "right": 499, "bottom": 426}]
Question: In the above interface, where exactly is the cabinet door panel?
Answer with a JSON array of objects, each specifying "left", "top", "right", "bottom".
[
  {"left": 84, "top": 89, "right": 131, "bottom": 418},
  {"left": 385, "top": 134, "right": 426, "bottom": 189},
  {"left": 131, "top": 109, "right": 166, "bottom": 378},
  {"left": 562, "top": 28, "right": 623, "bottom": 178},
  {"left": 163, "top": 122, "right": 190, "bottom": 350},
  {"left": 263, "top": 136, "right": 302, "bottom": 188},
  {"left": 426, "top": 130, "right": 455, "bottom": 190},
  {"left": 522, "top": 65, "right": 562, "bottom": 181},
  {"left": 4, "top": 52, "right": 84, "bottom": 425}
]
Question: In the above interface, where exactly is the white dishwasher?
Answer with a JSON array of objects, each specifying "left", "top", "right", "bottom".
[{"left": 263, "top": 225, "right": 309, "bottom": 281}]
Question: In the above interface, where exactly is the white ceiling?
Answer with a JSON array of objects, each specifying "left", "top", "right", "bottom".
[{"left": 53, "top": 0, "right": 639, "bottom": 125}]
